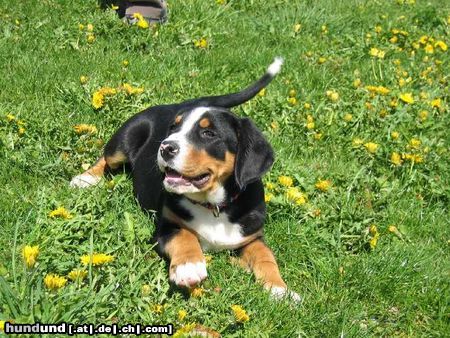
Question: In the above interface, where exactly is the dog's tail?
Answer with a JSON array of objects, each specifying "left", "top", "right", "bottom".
[{"left": 193, "top": 57, "right": 283, "bottom": 108}]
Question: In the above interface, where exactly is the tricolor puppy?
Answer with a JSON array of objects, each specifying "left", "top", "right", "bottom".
[{"left": 71, "top": 58, "right": 300, "bottom": 303}]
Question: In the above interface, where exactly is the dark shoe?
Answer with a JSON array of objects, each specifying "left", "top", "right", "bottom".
[{"left": 122, "top": 0, "right": 167, "bottom": 24}]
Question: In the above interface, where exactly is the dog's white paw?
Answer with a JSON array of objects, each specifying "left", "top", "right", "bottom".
[
  {"left": 170, "top": 261, "right": 207, "bottom": 287},
  {"left": 70, "top": 174, "right": 101, "bottom": 188},
  {"left": 270, "top": 286, "right": 302, "bottom": 304}
]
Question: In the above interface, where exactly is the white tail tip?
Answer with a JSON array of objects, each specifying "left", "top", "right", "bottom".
[{"left": 267, "top": 57, "right": 284, "bottom": 76}]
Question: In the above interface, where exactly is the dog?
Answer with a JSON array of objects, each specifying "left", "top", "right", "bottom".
[{"left": 70, "top": 58, "right": 300, "bottom": 303}]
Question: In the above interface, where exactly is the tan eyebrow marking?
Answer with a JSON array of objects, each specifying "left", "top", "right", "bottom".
[
  {"left": 175, "top": 115, "right": 182, "bottom": 124},
  {"left": 199, "top": 118, "right": 210, "bottom": 128}
]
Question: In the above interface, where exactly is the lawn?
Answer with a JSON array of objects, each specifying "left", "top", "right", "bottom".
[{"left": 0, "top": 0, "right": 449, "bottom": 336}]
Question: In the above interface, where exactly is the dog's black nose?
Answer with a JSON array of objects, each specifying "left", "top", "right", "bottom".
[{"left": 160, "top": 140, "right": 179, "bottom": 161}]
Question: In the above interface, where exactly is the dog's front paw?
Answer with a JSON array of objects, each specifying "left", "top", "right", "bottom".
[
  {"left": 70, "top": 173, "right": 101, "bottom": 188},
  {"left": 170, "top": 261, "right": 207, "bottom": 287},
  {"left": 269, "top": 286, "right": 302, "bottom": 304}
]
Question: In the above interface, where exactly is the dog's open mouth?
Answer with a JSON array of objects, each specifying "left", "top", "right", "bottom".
[{"left": 164, "top": 168, "right": 210, "bottom": 188}]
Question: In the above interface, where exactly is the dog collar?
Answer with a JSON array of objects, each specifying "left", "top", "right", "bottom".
[{"left": 186, "top": 193, "right": 240, "bottom": 218}]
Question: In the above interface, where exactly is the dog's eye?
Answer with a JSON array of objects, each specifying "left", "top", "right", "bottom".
[
  {"left": 201, "top": 130, "right": 216, "bottom": 138},
  {"left": 169, "top": 124, "right": 177, "bottom": 132}
]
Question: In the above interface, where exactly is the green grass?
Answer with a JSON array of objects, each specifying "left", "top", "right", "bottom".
[{"left": 1, "top": 0, "right": 449, "bottom": 336}]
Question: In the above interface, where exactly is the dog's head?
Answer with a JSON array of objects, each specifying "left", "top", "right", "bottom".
[{"left": 157, "top": 107, "right": 274, "bottom": 203}]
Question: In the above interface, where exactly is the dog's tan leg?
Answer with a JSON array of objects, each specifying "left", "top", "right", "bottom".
[
  {"left": 164, "top": 228, "right": 207, "bottom": 287},
  {"left": 70, "top": 151, "right": 127, "bottom": 188},
  {"left": 239, "top": 239, "right": 301, "bottom": 303}
]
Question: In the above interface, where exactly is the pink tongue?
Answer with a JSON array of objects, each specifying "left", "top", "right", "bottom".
[{"left": 165, "top": 171, "right": 192, "bottom": 186}]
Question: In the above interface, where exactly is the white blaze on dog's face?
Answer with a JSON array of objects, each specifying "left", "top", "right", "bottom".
[{"left": 157, "top": 107, "right": 238, "bottom": 203}]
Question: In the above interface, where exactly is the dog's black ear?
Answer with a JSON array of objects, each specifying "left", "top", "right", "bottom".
[{"left": 234, "top": 118, "right": 274, "bottom": 190}]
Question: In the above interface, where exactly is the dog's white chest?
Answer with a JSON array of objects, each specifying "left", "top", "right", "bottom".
[{"left": 180, "top": 200, "right": 245, "bottom": 251}]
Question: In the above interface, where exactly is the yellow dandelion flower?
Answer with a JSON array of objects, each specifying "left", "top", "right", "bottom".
[
  {"left": 278, "top": 176, "right": 293, "bottom": 187},
  {"left": 122, "top": 83, "right": 144, "bottom": 95},
  {"left": 391, "top": 152, "right": 402, "bottom": 166},
  {"left": 399, "top": 93, "right": 414, "bottom": 104},
  {"left": 343, "top": 113, "right": 353, "bottom": 122},
  {"left": 194, "top": 38, "right": 208, "bottom": 49},
  {"left": 18, "top": 126, "right": 25, "bottom": 135},
  {"left": 86, "top": 24, "right": 94, "bottom": 32},
  {"left": 204, "top": 255, "right": 212, "bottom": 264},
  {"left": 409, "top": 138, "right": 421, "bottom": 149},
  {"left": 111, "top": 5, "right": 119, "bottom": 10},
  {"left": 364, "top": 142, "right": 379, "bottom": 154},
  {"left": 78, "top": 23, "right": 84, "bottom": 31},
  {"left": 286, "top": 187, "right": 302, "bottom": 201},
  {"left": 424, "top": 43, "right": 434, "bottom": 54},
  {"left": 80, "top": 253, "right": 114, "bottom": 266},
  {"left": 388, "top": 225, "right": 403, "bottom": 239},
  {"left": 317, "top": 57, "right": 327, "bottom": 64},
  {"left": 390, "top": 35, "right": 398, "bottom": 44},
  {"left": 369, "top": 47, "right": 385, "bottom": 58},
  {"left": 136, "top": 18, "right": 149, "bottom": 29},
  {"left": 374, "top": 25, "right": 382, "bottom": 33},
  {"left": 99, "top": 87, "right": 117, "bottom": 96},
  {"left": 306, "top": 114, "right": 314, "bottom": 123},
  {"left": 44, "top": 274, "right": 67, "bottom": 290},
  {"left": 86, "top": 34, "right": 95, "bottom": 44},
  {"left": 369, "top": 225, "right": 379, "bottom": 250},
  {"left": 379, "top": 109, "right": 388, "bottom": 118},
  {"left": 418, "top": 110, "right": 428, "bottom": 121},
  {"left": 312, "top": 208, "right": 321, "bottom": 217},
  {"left": 315, "top": 179, "right": 331, "bottom": 192},
  {"left": 173, "top": 323, "right": 196, "bottom": 338},
  {"left": 48, "top": 207, "right": 73, "bottom": 219},
  {"left": 190, "top": 287, "right": 204, "bottom": 298},
  {"left": 365, "top": 102, "right": 373, "bottom": 110},
  {"left": 68, "top": 269, "right": 87, "bottom": 281},
  {"left": 306, "top": 123, "right": 315, "bottom": 130},
  {"left": 304, "top": 102, "right": 311, "bottom": 109},
  {"left": 152, "top": 304, "right": 164, "bottom": 314},
  {"left": 6, "top": 113, "right": 15, "bottom": 122},
  {"left": 270, "top": 121, "right": 279, "bottom": 131},
  {"left": 430, "top": 98, "right": 441, "bottom": 109},
  {"left": 231, "top": 305, "right": 250, "bottom": 323},
  {"left": 288, "top": 89, "right": 297, "bottom": 98},
  {"left": 418, "top": 35, "right": 428, "bottom": 45},
  {"left": 141, "top": 284, "right": 151, "bottom": 296},
  {"left": 80, "top": 75, "right": 88, "bottom": 84},
  {"left": 258, "top": 88, "right": 266, "bottom": 97},
  {"left": 314, "top": 132, "right": 322, "bottom": 140},
  {"left": 178, "top": 309, "right": 187, "bottom": 321},
  {"left": 402, "top": 153, "right": 423, "bottom": 164},
  {"left": 264, "top": 193, "right": 273, "bottom": 203},
  {"left": 434, "top": 40, "right": 448, "bottom": 52},
  {"left": 326, "top": 90, "right": 339, "bottom": 102},
  {"left": 366, "top": 85, "right": 390, "bottom": 95},
  {"left": 265, "top": 182, "right": 275, "bottom": 190},
  {"left": 294, "top": 23, "right": 302, "bottom": 33},
  {"left": 22, "top": 245, "right": 39, "bottom": 268},
  {"left": 352, "top": 138, "right": 364, "bottom": 147},
  {"left": 92, "top": 91, "right": 104, "bottom": 109},
  {"left": 73, "top": 124, "right": 97, "bottom": 135},
  {"left": 388, "top": 225, "right": 398, "bottom": 233},
  {"left": 133, "top": 12, "right": 144, "bottom": 21},
  {"left": 391, "top": 131, "right": 400, "bottom": 140},
  {"left": 122, "top": 60, "right": 129, "bottom": 67},
  {"left": 353, "top": 78, "right": 362, "bottom": 88},
  {"left": 287, "top": 97, "right": 297, "bottom": 105}
]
